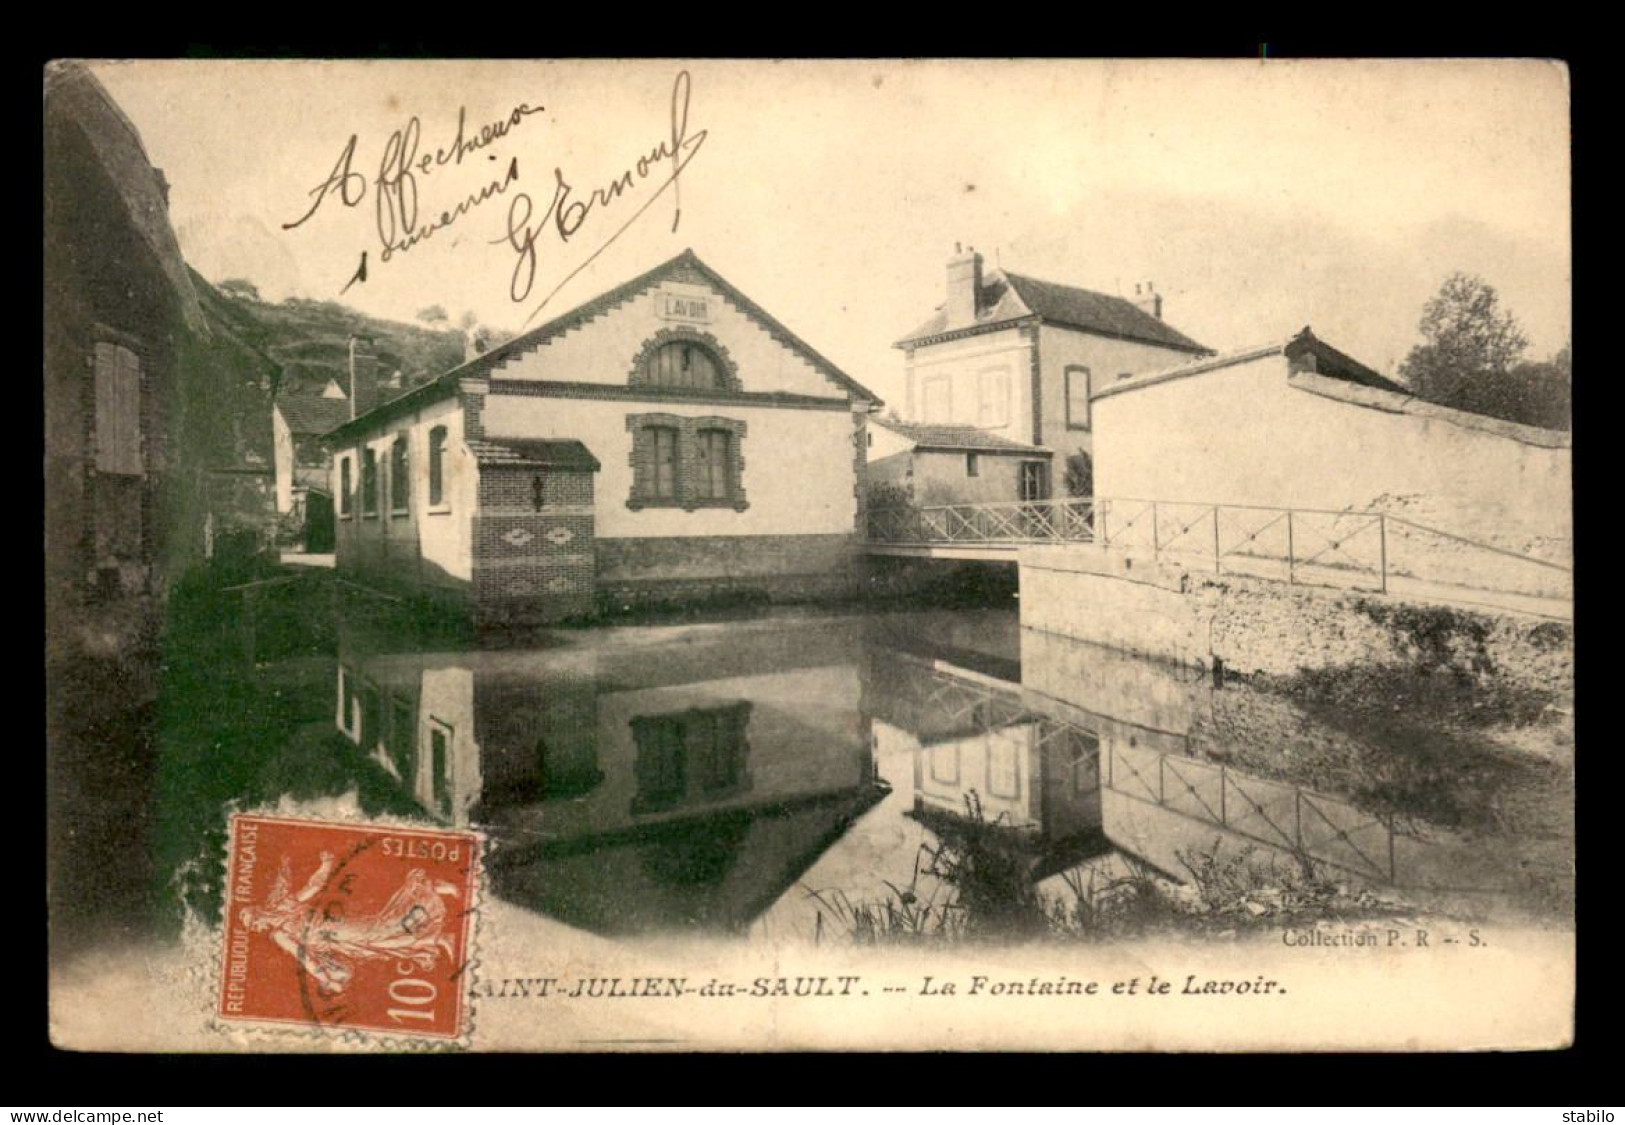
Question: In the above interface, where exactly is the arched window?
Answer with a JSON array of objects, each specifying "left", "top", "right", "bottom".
[
  {"left": 362, "top": 447, "right": 379, "bottom": 516},
  {"left": 390, "top": 435, "right": 410, "bottom": 513},
  {"left": 427, "top": 426, "right": 448, "bottom": 507},
  {"left": 647, "top": 341, "right": 723, "bottom": 389}
]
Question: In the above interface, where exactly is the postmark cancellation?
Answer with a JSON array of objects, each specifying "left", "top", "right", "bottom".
[{"left": 217, "top": 813, "right": 482, "bottom": 1044}]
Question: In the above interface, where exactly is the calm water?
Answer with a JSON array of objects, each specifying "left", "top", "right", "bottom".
[{"left": 50, "top": 595, "right": 1576, "bottom": 957}]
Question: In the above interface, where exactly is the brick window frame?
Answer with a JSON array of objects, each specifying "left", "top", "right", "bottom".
[
  {"left": 627, "top": 328, "right": 742, "bottom": 392},
  {"left": 626, "top": 413, "right": 749, "bottom": 512}
]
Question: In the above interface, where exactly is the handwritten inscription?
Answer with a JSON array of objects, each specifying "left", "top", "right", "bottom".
[
  {"left": 499, "top": 70, "right": 708, "bottom": 326},
  {"left": 280, "top": 70, "right": 707, "bottom": 323},
  {"left": 284, "top": 101, "right": 544, "bottom": 278}
]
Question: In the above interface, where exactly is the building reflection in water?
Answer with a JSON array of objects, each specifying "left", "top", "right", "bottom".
[
  {"left": 328, "top": 606, "right": 1566, "bottom": 941},
  {"left": 334, "top": 618, "right": 887, "bottom": 936}
]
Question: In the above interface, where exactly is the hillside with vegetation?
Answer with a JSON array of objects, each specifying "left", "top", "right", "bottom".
[{"left": 197, "top": 275, "right": 480, "bottom": 398}]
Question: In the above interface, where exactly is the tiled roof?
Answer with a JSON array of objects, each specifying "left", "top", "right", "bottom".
[
  {"left": 873, "top": 418, "right": 1051, "bottom": 454},
  {"left": 466, "top": 439, "right": 601, "bottom": 471},
  {"left": 895, "top": 267, "right": 1209, "bottom": 354},
  {"left": 275, "top": 394, "right": 352, "bottom": 435},
  {"left": 1092, "top": 328, "right": 1408, "bottom": 402}
]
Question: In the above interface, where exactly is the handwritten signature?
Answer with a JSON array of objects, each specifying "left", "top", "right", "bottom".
[
  {"left": 283, "top": 101, "right": 546, "bottom": 290},
  {"left": 497, "top": 70, "right": 708, "bottom": 326},
  {"left": 280, "top": 71, "right": 707, "bottom": 319}
]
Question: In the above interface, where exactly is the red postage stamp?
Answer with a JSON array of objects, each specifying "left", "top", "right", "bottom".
[{"left": 218, "top": 814, "right": 481, "bottom": 1041}]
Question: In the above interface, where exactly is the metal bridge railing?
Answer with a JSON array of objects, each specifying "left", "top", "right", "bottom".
[
  {"left": 866, "top": 496, "right": 1096, "bottom": 545},
  {"left": 867, "top": 495, "right": 1572, "bottom": 610}
]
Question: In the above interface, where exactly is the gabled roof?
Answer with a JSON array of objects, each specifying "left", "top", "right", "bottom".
[
  {"left": 895, "top": 266, "right": 1209, "bottom": 354},
  {"left": 275, "top": 394, "right": 352, "bottom": 436},
  {"left": 327, "top": 248, "right": 881, "bottom": 443},
  {"left": 1091, "top": 327, "right": 1407, "bottom": 402},
  {"left": 467, "top": 439, "right": 601, "bottom": 471},
  {"left": 873, "top": 418, "right": 1051, "bottom": 455}
]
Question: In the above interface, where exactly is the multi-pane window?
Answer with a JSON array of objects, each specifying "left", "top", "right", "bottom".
[
  {"left": 428, "top": 426, "right": 447, "bottom": 507},
  {"left": 648, "top": 341, "right": 722, "bottom": 389},
  {"left": 390, "top": 436, "right": 409, "bottom": 512},
  {"left": 1065, "top": 365, "right": 1091, "bottom": 429},
  {"left": 362, "top": 447, "right": 378, "bottom": 515},
  {"left": 93, "top": 342, "right": 142, "bottom": 476}
]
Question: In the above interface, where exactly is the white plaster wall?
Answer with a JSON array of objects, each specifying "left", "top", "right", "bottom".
[
  {"left": 481, "top": 393, "right": 859, "bottom": 539},
  {"left": 414, "top": 397, "right": 476, "bottom": 582},
  {"left": 867, "top": 422, "right": 915, "bottom": 462},
  {"left": 1037, "top": 325, "right": 1198, "bottom": 452},
  {"left": 271, "top": 406, "right": 294, "bottom": 513},
  {"left": 903, "top": 327, "right": 1030, "bottom": 439},
  {"left": 333, "top": 395, "right": 474, "bottom": 581},
  {"left": 490, "top": 279, "right": 843, "bottom": 399},
  {"left": 916, "top": 724, "right": 1039, "bottom": 829},
  {"left": 415, "top": 665, "right": 480, "bottom": 827},
  {"left": 1092, "top": 355, "right": 1573, "bottom": 543}
]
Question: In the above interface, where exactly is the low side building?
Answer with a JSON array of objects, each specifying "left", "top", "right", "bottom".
[
  {"left": 326, "top": 249, "right": 881, "bottom": 625},
  {"left": 867, "top": 418, "right": 1054, "bottom": 507},
  {"left": 272, "top": 392, "right": 351, "bottom": 551}
]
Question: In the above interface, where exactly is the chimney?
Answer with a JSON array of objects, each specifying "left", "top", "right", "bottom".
[
  {"left": 347, "top": 335, "right": 380, "bottom": 419},
  {"left": 1132, "top": 281, "right": 1163, "bottom": 321},
  {"left": 946, "top": 243, "right": 983, "bottom": 330}
]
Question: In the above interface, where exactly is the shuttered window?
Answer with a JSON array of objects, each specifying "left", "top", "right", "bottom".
[
  {"left": 697, "top": 430, "right": 730, "bottom": 500},
  {"left": 652, "top": 426, "right": 679, "bottom": 499},
  {"left": 648, "top": 341, "right": 722, "bottom": 389},
  {"left": 626, "top": 414, "right": 749, "bottom": 511},
  {"left": 94, "top": 342, "right": 142, "bottom": 476}
]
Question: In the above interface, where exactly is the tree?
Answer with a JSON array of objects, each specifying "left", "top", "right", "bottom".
[
  {"left": 1063, "top": 451, "right": 1093, "bottom": 498},
  {"left": 1397, "top": 272, "right": 1569, "bottom": 429},
  {"left": 416, "top": 304, "right": 449, "bottom": 326}
]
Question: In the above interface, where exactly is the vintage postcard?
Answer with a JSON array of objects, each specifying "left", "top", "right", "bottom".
[{"left": 45, "top": 57, "right": 1574, "bottom": 1052}]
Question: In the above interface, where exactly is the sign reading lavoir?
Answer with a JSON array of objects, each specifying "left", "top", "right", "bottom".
[{"left": 658, "top": 290, "right": 712, "bottom": 324}]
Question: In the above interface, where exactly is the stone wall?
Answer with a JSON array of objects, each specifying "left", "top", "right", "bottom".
[
  {"left": 594, "top": 532, "right": 862, "bottom": 609},
  {"left": 1019, "top": 544, "right": 1573, "bottom": 697}
]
